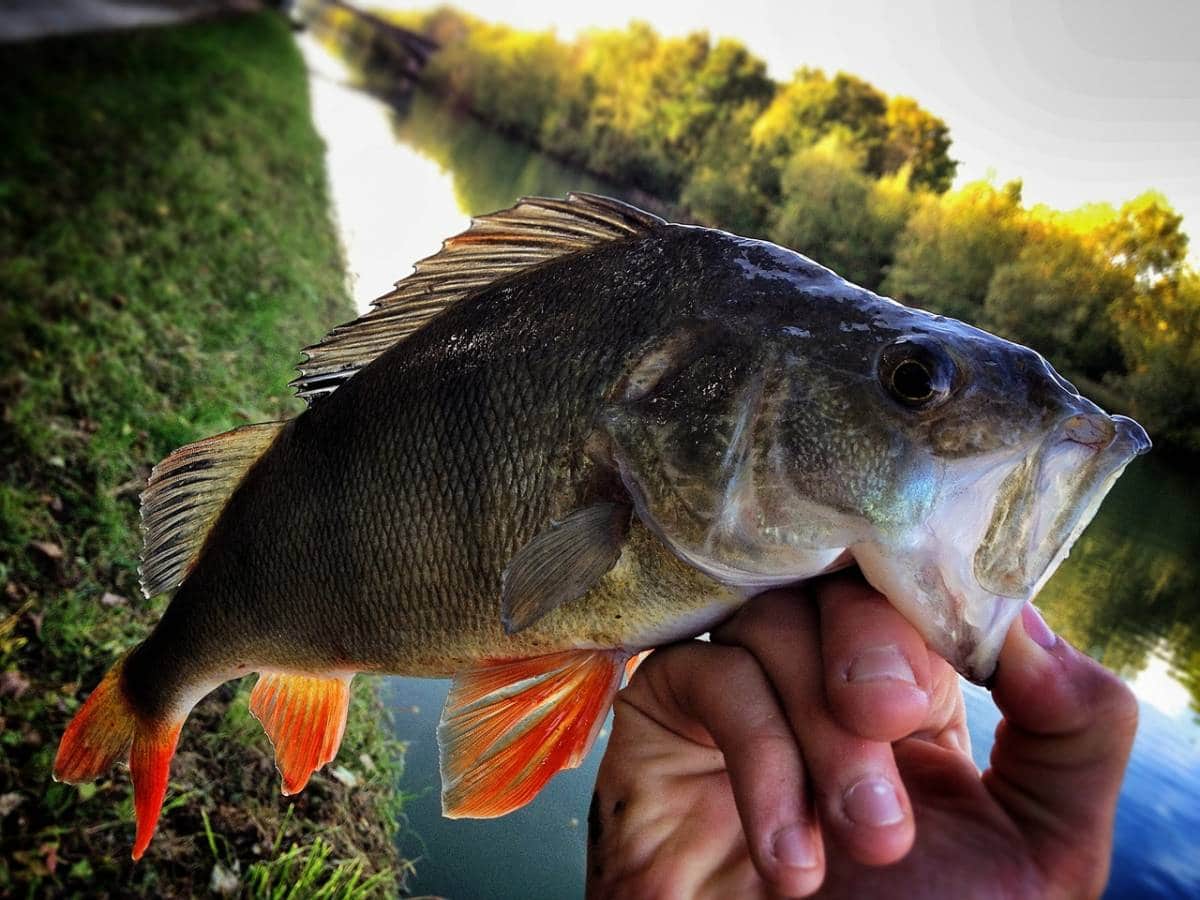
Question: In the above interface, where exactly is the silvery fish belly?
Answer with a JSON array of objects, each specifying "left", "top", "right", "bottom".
[{"left": 53, "top": 193, "right": 1150, "bottom": 859}]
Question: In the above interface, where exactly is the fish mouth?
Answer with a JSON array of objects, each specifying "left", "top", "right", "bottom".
[
  {"left": 973, "top": 412, "right": 1150, "bottom": 602},
  {"left": 961, "top": 412, "right": 1147, "bottom": 681},
  {"left": 855, "top": 411, "right": 1149, "bottom": 684}
]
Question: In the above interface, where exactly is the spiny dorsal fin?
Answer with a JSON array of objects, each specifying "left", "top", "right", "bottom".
[
  {"left": 292, "top": 192, "right": 666, "bottom": 403},
  {"left": 139, "top": 421, "right": 283, "bottom": 598}
]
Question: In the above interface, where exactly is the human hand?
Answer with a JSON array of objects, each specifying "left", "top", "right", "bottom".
[{"left": 587, "top": 575, "right": 1137, "bottom": 898}]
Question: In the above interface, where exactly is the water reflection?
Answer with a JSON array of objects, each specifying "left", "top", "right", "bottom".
[{"left": 300, "top": 34, "right": 1200, "bottom": 900}]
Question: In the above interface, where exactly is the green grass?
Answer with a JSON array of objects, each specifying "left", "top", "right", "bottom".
[{"left": 0, "top": 11, "right": 408, "bottom": 897}]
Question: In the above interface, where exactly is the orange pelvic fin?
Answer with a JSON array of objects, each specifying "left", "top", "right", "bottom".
[
  {"left": 249, "top": 672, "right": 353, "bottom": 796},
  {"left": 438, "top": 649, "right": 627, "bottom": 819},
  {"left": 54, "top": 653, "right": 187, "bottom": 860}
]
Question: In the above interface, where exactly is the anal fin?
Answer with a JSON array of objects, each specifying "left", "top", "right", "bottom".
[
  {"left": 438, "top": 649, "right": 627, "bottom": 819},
  {"left": 249, "top": 672, "right": 353, "bottom": 796}
]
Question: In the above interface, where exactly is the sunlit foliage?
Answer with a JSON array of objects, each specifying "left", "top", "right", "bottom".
[
  {"left": 767, "top": 134, "right": 916, "bottom": 290},
  {"left": 343, "top": 7, "right": 1197, "bottom": 452}
]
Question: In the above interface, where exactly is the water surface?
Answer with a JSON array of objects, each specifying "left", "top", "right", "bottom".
[{"left": 300, "top": 35, "right": 1200, "bottom": 899}]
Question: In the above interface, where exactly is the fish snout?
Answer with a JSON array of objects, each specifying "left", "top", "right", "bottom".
[
  {"left": 1113, "top": 414, "right": 1152, "bottom": 456},
  {"left": 1059, "top": 410, "right": 1151, "bottom": 458},
  {"left": 1062, "top": 412, "right": 1115, "bottom": 449}
]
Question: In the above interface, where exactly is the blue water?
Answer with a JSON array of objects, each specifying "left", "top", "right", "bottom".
[{"left": 382, "top": 668, "right": 1200, "bottom": 900}]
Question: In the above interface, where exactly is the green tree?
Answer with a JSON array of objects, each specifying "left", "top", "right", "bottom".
[
  {"left": 1113, "top": 268, "right": 1200, "bottom": 450},
  {"left": 680, "top": 101, "right": 775, "bottom": 236},
  {"left": 767, "top": 133, "right": 915, "bottom": 290},
  {"left": 1098, "top": 194, "right": 1199, "bottom": 449},
  {"left": 882, "top": 180, "right": 1027, "bottom": 320},
  {"left": 750, "top": 69, "right": 887, "bottom": 178},
  {"left": 983, "top": 225, "right": 1128, "bottom": 378},
  {"left": 1099, "top": 191, "right": 1189, "bottom": 281},
  {"left": 576, "top": 22, "right": 665, "bottom": 189},
  {"left": 881, "top": 96, "right": 956, "bottom": 192},
  {"left": 750, "top": 70, "right": 955, "bottom": 194}
]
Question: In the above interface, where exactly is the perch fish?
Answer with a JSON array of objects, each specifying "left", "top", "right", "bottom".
[{"left": 54, "top": 193, "right": 1149, "bottom": 858}]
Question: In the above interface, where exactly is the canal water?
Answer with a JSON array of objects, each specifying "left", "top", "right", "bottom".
[{"left": 299, "top": 34, "right": 1200, "bottom": 899}]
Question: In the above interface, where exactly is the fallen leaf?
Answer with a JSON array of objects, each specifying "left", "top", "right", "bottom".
[
  {"left": 0, "top": 670, "right": 30, "bottom": 699},
  {"left": 209, "top": 861, "right": 240, "bottom": 896},
  {"left": 40, "top": 843, "right": 58, "bottom": 876},
  {"left": 29, "top": 541, "right": 63, "bottom": 561},
  {"left": 0, "top": 792, "right": 24, "bottom": 818}
]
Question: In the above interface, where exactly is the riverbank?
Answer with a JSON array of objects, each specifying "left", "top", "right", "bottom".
[{"left": 0, "top": 12, "right": 408, "bottom": 897}]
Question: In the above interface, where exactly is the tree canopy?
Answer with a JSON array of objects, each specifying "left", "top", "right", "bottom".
[{"left": 339, "top": 7, "right": 1198, "bottom": 452}]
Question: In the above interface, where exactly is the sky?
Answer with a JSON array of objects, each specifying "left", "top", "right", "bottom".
[{"left": 379, "top": 0, "right": 1200, "bottom": 240}]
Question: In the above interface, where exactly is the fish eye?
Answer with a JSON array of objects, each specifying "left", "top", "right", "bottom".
[{"left": 879, "top": 338, "right": 956, "bottom": 409}]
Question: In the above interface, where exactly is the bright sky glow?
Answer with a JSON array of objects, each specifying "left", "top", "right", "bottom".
[
  {"left": 1129, "top": 646, "right": 1195, "bottom": 720},
  {"left": 300, "top": 33, "right": 468, "bottom": 308},
  {"left": 378, "top": 0, "right": 1200, "bottom": 243}
]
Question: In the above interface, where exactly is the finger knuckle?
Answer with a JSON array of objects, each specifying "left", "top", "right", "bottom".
[{"left": 1088, "top": 671, "right": 1138, "bottom": 736}]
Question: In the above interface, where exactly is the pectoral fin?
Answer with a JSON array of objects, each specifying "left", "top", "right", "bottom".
[
  {"left": 501, "top": 502, "right": 630, "bottom": 634},
  {"left": 438, "top": 649, "right": 627, "bottom": 818}
]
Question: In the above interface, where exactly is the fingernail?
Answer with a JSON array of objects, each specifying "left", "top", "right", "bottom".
[
  {"left": 772, "top": 824, "right": 817, "bottom": 869},
  {"left": 1021, "top": 603, "right": 1057, "bottom": 650},
  {"left": 843, "top": 777, "right": 904, "bottom": 828},
  {"left": 847, "top": 645, "right": 915, "bottom": 685}
]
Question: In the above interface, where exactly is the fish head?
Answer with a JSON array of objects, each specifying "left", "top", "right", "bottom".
[
  {"left": 604, "top": 230, "right": 1150, "bottom": 682},
  {"left": 846, "top": 321, "right": 1150, "bottom": 682}
]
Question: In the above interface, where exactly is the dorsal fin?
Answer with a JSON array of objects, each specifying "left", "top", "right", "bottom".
[
  {"left": 139, "top": 422, "right": 284, "bottom": 598},
  {"left": 292, "top": 192, "right": 666, "bottom": 403}
]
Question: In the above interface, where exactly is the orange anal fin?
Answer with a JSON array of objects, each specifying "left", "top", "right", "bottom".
[
  {"left": 130, "top": 722, "right": 183, "bottom": 861},
  {"left": 438, "top": 649, "right": 627, "bottom": 819},
  {"left": 249, "top": 672, "right": 353, "bottom": 796}
]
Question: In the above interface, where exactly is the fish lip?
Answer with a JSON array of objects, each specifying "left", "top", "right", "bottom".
[
  {"left": 960, "top": 414, "right": 1149, "bottom": 679},
  {"left": 1112, "top": 414, "right": 1151, "bottom": 456},
  {"left": 972, "top": 410, "right": 1146, "bottom": 601}
]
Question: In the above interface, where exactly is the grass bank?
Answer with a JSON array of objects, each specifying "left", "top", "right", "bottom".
[{"left": 0, "top": 12, "right": 409, "bottom": 896}]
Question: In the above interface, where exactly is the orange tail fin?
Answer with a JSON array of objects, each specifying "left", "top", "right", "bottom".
[
  {"left": 53, "top": 654, "right": 186, "bottom": 860},
  {"left": 249, "top": 672, "right": 353, "bottom": 796}
]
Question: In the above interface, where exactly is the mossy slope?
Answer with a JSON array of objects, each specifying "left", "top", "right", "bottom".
[{"left": 0, "top": 12, "right": 407, "bottom": 897}]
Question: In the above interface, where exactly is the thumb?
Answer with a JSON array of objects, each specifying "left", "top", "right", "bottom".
[{"left": 984, "top": 604, "right": 1137, "bottom": 893}]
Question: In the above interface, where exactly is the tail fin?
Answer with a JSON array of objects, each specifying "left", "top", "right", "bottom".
[{"left": 54, "top": 653, "right": 185, "bottom": 860}]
